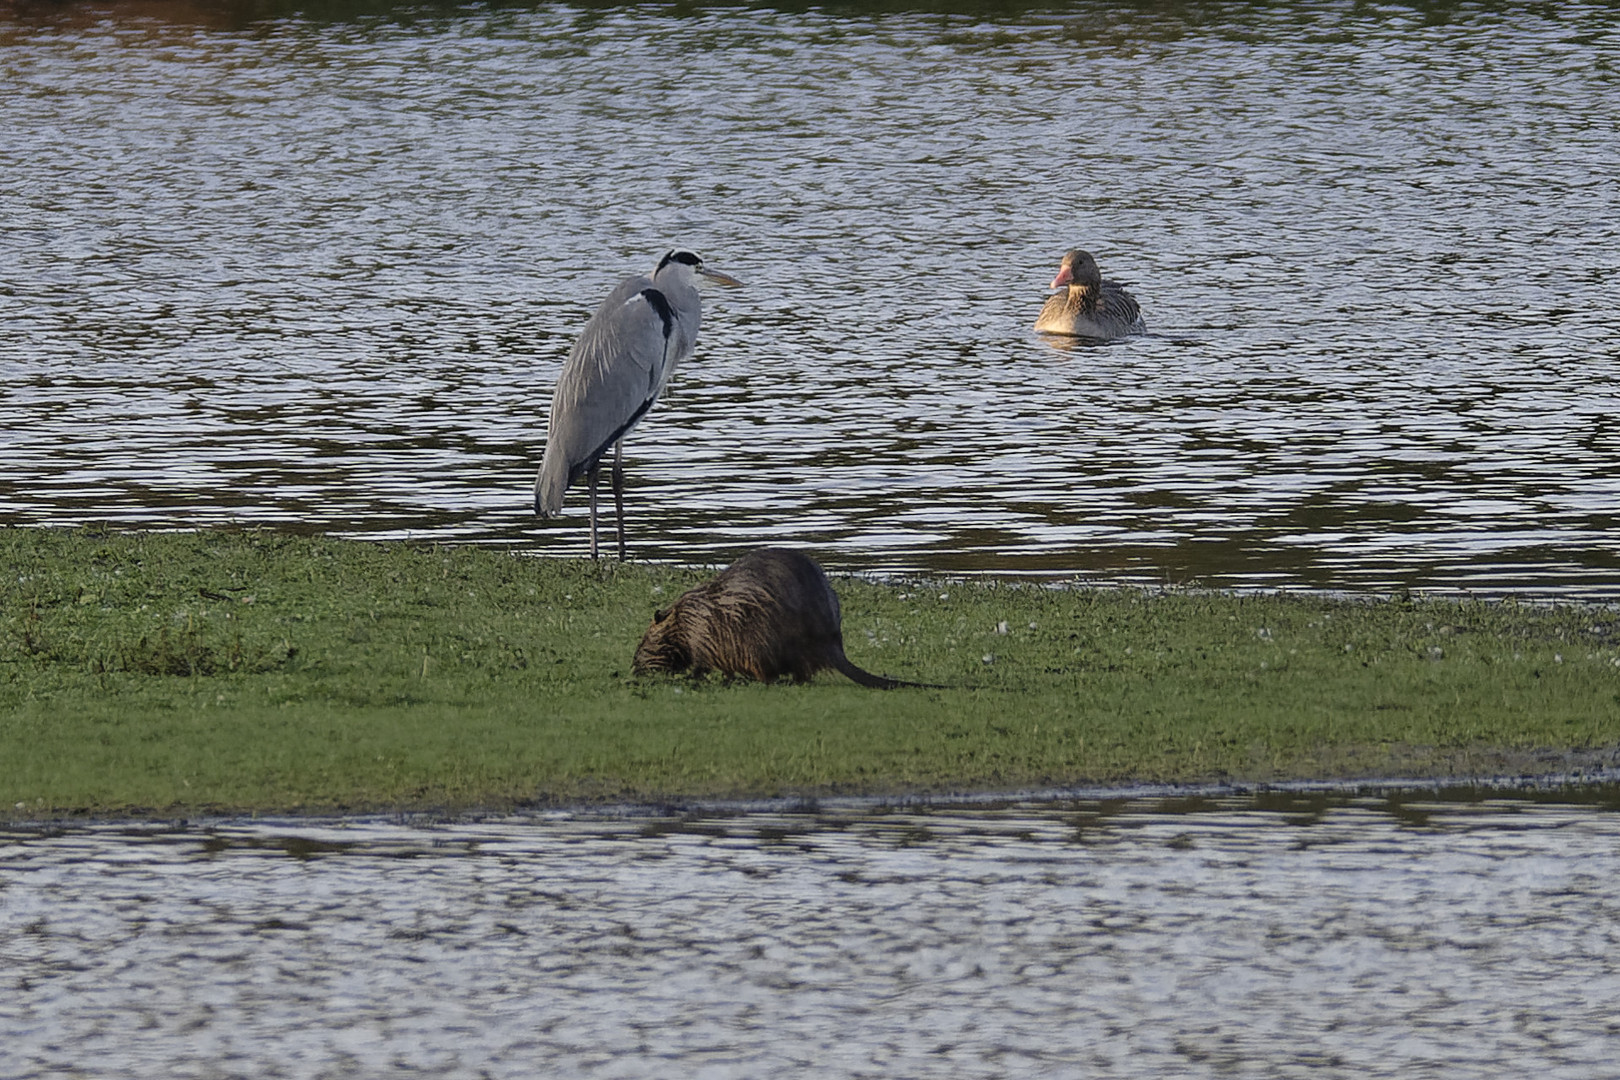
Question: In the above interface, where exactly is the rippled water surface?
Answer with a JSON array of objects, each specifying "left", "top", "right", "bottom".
[
  {"left": 5, "top": 790, "right": 1620, "bottom": 1078},
  {"left": 3, "top": 1, "right": 1619, "bottom": 595}
]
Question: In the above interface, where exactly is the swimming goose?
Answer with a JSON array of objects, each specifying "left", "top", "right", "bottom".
[{"left": 1034, "top": 249, "right": 1145, "bottom": 340}]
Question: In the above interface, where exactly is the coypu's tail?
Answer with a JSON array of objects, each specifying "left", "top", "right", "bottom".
[{"left": 833, "top": 654, "right": 943, "bottom": 690}]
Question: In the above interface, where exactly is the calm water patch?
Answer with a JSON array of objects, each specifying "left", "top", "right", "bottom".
[
  {"left": 4, "top": 788, "right": 1620, "bottom": 1078},
  {"left": 2, "top": 2, "right": 1618, "bottom": 595}
]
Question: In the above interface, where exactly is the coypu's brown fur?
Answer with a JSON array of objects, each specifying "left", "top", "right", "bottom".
[{"left": 633, "top": 548, "right": 927, "bottom": 689}]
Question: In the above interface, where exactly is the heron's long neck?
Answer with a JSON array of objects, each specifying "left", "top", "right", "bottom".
[{"left": 652, "top": 275, "right": 700, "bottom": 329}]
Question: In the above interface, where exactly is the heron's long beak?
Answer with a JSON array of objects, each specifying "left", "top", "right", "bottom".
[{"left": 698, "top": 267, "right": 744, "bottom": 288}]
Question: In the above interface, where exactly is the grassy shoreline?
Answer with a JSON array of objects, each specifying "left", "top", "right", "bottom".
[{"left": 3, "top": 527, "right": 1618, "bottom": 820}]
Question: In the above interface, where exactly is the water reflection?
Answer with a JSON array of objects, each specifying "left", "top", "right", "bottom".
[
  {"left": 1, "top": 3, "right": 1618, "bottom": 595},
  {"left": 5, "top": 788, "right": 1620, "bottom": 1077}
]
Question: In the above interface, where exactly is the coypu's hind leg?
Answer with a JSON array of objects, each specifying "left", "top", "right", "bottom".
[{"left": 611, "top": 439, "right": 627, "bottom": 560}]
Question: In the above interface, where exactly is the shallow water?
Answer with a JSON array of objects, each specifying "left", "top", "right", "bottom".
[
  {"left": 2, "top": 1, "right": 1619, "bottom": 595},
  {"left": 4, "top": 789, "right": 1620, "bottom": 1078}
]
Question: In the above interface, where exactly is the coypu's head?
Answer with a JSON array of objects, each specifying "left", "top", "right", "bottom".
[{"left": 632, "top": 606, "right": 692, "bottom": 675}]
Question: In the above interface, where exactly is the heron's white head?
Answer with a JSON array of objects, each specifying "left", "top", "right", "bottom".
[{"left": 656, "top": 249, "right": 744, "bottom": 288}]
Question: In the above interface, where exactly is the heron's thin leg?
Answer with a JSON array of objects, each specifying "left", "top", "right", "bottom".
[
  {"left": 587, "top": 464, "right": 600, "bottom": 561},
  {"left": 611, "top": 440, "right": 626, "bottom": 560}
]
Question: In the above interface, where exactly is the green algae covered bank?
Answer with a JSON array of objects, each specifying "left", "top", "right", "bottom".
[{"left": 3, "top": 528, "right": 1617, "bottom": 818}]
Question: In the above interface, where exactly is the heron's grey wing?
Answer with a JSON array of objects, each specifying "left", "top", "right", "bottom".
[{"left": 545, "top": 277, "right": 678, "bottom": 487}]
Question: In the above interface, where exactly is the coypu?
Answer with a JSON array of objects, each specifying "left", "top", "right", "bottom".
[{"left": 632, "top": 548, "right": 930, "bottom": 689}]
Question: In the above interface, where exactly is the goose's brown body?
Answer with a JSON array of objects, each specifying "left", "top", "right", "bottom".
[{"left": 1034, "top": 249, "right": 1145, "bottom": 339}]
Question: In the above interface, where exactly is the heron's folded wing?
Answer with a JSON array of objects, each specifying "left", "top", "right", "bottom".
[{"left": 546, "top": 277, "right": 676, "bottom": 478}]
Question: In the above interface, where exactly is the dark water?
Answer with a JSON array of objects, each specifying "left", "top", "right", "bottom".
[
  {"left": 3, "top": 1, "right": 1619, "bottom": 595},
  {"left": 5, "top": 788, "right": 1620, "bottom": 1078}
]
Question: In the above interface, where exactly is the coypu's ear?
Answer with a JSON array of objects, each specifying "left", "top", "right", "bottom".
[{"left": 652, "top": 607, "right": 670, "bottom": 623}]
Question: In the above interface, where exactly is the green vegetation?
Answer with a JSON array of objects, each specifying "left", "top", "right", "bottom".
[{"left": 2, "top": 527, "right": 1617, "bottom": 818}]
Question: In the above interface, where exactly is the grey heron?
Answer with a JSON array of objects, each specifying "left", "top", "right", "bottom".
[
  {"left": 534, "top": 249, "right": 742, "bottom": 559},
  {"left": 1033, "top": 249, "right": 1145, "bottom": 340}
]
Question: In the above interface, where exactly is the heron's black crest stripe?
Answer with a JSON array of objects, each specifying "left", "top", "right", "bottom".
[
  {"left": 567, "top": 393, "right": 658, "bottom": 488},
  {"left": 639, "top": 287, "right": 674, "bottom": 339},
  {"left": 656, "top": 249, "right": 702, "bottom": 272}
]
